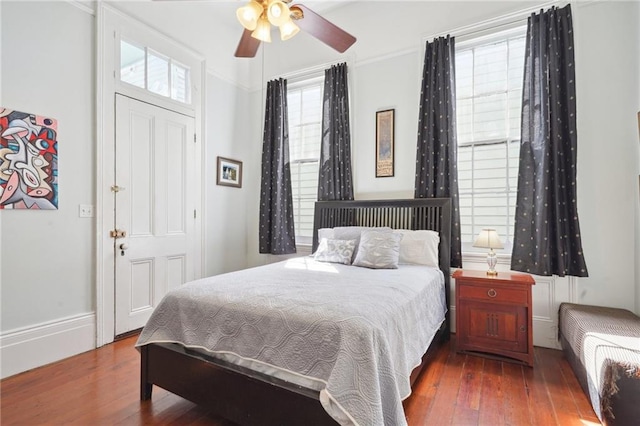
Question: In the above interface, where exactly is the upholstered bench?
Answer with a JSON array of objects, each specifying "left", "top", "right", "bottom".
[{"left": 559, "top": 303, "right": 640, "bottom": 425}]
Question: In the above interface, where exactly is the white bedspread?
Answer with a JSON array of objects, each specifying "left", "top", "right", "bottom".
[{"left": 136, "top": 257, "right": 446, "bottom": 426}]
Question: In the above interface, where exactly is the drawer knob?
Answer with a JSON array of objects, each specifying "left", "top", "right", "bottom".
[{"left": 487, "top": 289, "right": 497, "bottom": 298}]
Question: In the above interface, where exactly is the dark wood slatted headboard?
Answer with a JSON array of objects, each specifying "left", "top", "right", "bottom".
[{"left": 313, "top": 198, "right": 452, "bottom": 338}]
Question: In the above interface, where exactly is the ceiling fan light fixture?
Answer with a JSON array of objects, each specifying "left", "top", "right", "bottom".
[
  {"left": 234, "top": 2, "right": 357, "bottom": 58},
  {"left": 267, "top": 1, "right": 291, "bottom": 27},
  {"left": 279, "top": 18, "right": 300, "bottom": 41},
  {"left": 236, "top": 1, "right": 263, "bottom": 31},
  {"left": 251, "top": 16, "right": 272, "bottom": 43}
]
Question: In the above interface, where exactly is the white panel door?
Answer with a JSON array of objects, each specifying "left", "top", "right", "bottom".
[{"left": 114, "top": 94, "right": 195, "bottom": 335}]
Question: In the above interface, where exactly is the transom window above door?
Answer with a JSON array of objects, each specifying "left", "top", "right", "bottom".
[{"left": 120, "top": 39, "right": 191, "bottom": 104}]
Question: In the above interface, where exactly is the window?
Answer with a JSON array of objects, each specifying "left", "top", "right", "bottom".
[
  {"left": 120, "top": 39, "right": 191, "bottom": 104},
  {"left": 455, "top": 27, "right": 526, "bottom": 252},
  {"left": 287, "top": 77, "right": 323, "bottom": 245}
]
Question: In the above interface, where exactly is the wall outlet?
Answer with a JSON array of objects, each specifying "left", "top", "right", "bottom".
[{"left": 79, "top": 204, "right": 94, "bottom": 218}]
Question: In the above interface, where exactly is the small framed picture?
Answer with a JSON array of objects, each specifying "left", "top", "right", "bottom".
[
  {"left": 376, "top": 109, "right": 394, "bottom": 178},
  {"left": 216, "top": 156, "right": 243, "bottom": 188}
]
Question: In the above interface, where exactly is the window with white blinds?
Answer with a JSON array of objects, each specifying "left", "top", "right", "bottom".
[
  {"left": 455, "top": 27, "right": 526, "bottom": 252},
  {"left": 288, "top": 77, "right": 323, "bottom": 245}
]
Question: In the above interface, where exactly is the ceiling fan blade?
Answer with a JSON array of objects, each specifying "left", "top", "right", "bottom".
[
  {"left": 235, "top": 29, "right": 261, "bottom": 58},
  {"left": 291, "top": 4, "right": 356, "bottom": 53}
]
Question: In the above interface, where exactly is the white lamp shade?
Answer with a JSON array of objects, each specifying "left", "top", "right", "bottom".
[
  {"left": 251, "top": 16, "right": 272, "bottom": 43},
  {"left": 236, "top": 1, "right": 263, "bottom": 31},
  {"left": 279, "top": 18, "right": 300, "bottom": 41},
  {"left": 267, "top": 1, "right": 291, "bottom": 27},
  {"left": 472, "top": 228, "right": 504, "bottom": 250}
]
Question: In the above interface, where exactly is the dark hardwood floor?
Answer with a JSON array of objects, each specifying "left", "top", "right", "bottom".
[{"left": 0, "top": 335, "right": 600, "bottom": 425}]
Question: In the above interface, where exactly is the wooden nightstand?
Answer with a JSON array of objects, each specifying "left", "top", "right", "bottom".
[{"left": 453, "top": 269, "right": 535, "bottom": 367}]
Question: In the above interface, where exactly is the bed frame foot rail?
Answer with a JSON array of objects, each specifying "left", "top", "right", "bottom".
[{"left": 139, "top": 343, "right": 338, "bottom": 425}]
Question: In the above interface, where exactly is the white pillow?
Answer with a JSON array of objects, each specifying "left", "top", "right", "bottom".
[
  {"left": 352, "top": 230, "right": 402, "bottom": 269},
  {"left": 314, "top": 238, "right": 357, "bottom": 265},
  {"left": 317, "top": 228, "right": 334, "bottom": 242},
  {"left": 396, "top": 229, "right": 440, "bottom": 267}
]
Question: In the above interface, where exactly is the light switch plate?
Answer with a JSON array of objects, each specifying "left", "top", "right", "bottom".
[{"left": 79, "top": 204, "right": 94, "bottom": 218}]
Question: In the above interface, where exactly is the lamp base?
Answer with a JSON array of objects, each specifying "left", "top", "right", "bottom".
[{"left": 486, "top": 249, "right": 498, "bottom": 276}]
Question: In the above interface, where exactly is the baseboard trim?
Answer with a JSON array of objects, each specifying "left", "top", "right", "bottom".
[{"left": 0, "top": 313, "right": 96, "bottom": 379}]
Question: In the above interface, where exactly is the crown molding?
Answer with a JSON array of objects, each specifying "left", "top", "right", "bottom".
[{"left": 66, "top": 0, "right": 96, "bottom": 16}]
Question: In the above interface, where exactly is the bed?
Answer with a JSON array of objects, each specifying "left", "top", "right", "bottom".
[{"left": 137, "top": 198, "right": 452, "bottom": 426}]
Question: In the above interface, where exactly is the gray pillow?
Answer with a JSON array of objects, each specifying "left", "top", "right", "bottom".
[
  {"left": 353, "top": 230, "right": 403, "bottom": 269},
  {"left": 333, "top": 226, "right": 392, "bottom": 261},
  {"left": 314, "top": 238, "right": 357, "bottom": 265}
]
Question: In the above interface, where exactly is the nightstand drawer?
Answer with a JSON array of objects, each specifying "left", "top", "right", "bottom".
[{"left": 458, "top": 284, "right": 528, "bottom": 304}]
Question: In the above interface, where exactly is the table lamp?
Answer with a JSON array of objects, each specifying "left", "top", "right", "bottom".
[{"left": 472, "top": 228, "right": 504, "bottom": 276}]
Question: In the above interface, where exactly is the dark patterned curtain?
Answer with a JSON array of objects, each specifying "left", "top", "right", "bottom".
[
  {"left": 414, "top": 36, "right": 462, "bottom": 268},
  {"left": 259, "top": 78, "right": 296, "bottom": 254},
  {"left": 318, "top": 63, "right": 354, "bottom": 201},
  {"left": 511, "top": 5, "right": 588, "bottom": 277}
]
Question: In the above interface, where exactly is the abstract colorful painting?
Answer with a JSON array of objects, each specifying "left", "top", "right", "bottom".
[{"left": 0, "top": 108, "right": 58, "bottom": 209}]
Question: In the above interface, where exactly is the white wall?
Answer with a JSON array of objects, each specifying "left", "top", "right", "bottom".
[
  {"left": 245, "top": 88, "right": 268, "bottom": 268},
  {"left": 205, "top": 72, "right": 253, "bottom": 275},
  {"left": 252, "top": 1, "right": 544, "bottom": 85},
  {"left": 352, "top": 53, "right": 421, "bottom": 200},
  {"left": 1, "top": 1, "right": 96, "bottom": 376},
  {"left": 573, "top": 1, "right": 639, "bottom": 312},
  {"left": 246, "top": 0, "right": 640, "bottom": 327},
  {"left": 245, "top": 1, "right": 550, "bottom": 259},
  {"left": 0, "top": 1, "right": 256, "bottom": 378},
  {"left": 0, "top": 0, "right": 4, "bottom": 325},
  {"left": 1, "top": 0, "right": 95, "bottom": 330},
  {"left": 104, "top": 0, "right": 253, "bottom": 91},
  {"left": 0, "top": 0, "right": 637, "bottom": 378},
  {"left": 635, "top": 1, "right": 640, "bottom": 316}
]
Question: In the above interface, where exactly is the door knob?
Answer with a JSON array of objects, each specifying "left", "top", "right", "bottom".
[{"left": 119, "top": 243, "right": 128, "bottom": 256}]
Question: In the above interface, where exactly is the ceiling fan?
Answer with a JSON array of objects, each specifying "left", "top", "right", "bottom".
[{"left": 234, "top": 0, "right": 356, "bottom": 58}]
